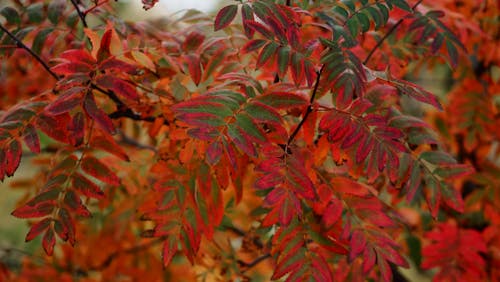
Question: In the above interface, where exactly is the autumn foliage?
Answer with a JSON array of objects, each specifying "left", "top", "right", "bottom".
[{"left": 0, "top": 0, "right": 498, "bottom": 281}]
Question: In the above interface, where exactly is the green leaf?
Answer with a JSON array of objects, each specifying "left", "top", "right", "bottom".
[
  {"left": 1, "top": 7, "right": 20, "bottom": 25},
  {"left": 257, "top": 41, "right": 279, "bottom": 68},
  {"left": 356, "top": 13, "right": 370, "bottom": 32},
  {"left": 214, "top": 5, "right": 238, "bottom": 31},
  {"left": 366, "top": 6, "right": 383, "bottom": 29},
  {"left": 389, "top": 0, "right": 412, "bottom": 12},
  {"left": 26, "top": 3, "right": 44, "bottom": 23},
  {"left": 257, "top": 92, "right": 308, "bottom": 109},
  {"left": 235, "top": 113, "right": 266, "bottom": 142},
  {"left": 277, "top": 46, "right": 290, "bottom": 77},
  {"left": 32, "top": 27, "right": 54, "bottom": 55},
  {"left": 48, "top": 0, "right": 67, "bottom": 25},
  {"left": 420, "top": 151, "right": 457, "bottom": 165}
]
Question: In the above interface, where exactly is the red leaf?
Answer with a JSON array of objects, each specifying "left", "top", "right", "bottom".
[
  {"left": 36, "top": 113, "right": 70, "bottom": 143},
  {"left": 97, "top": 29, "right": 113, "bottom": 62},
  {"left": 142, "top": 0, "right": 159, "bottom": 10},
  {"left": 241, "top": 39, "right": 267, "bottom": 54},
  {"left": 95, "top": 75, "right": 138, "bottom": 101},
  {"left": 377, "top": 252, "right": 393, "bottom": 282},
  {"left": 214, "top": 5, "right": 238, "bottom": 31},
  {"left": 162, "top": 236, "right": 178, "bottom": 267},
  {"left": 185, "top": 54, "right": 202, "bottom": 86},
  {"left": 83, "top": 93, "right": 116, "bottom": 134},
  {"left": 244, "top": 20, "right": 274, "bottom": 40},
  {"left": 11, "top": 201, "right": 55, "bottom": 218},
  {"left": 68, "top": 112, "right": 85, "bottom": 147},
  {"left": 98, "top": 57, "right": 138, "bottom": 74},
  {"left": 206, "top": 140, "right": 223, "bottom": 165},
  {"left": 331, "top": 177, "right": 370, "bottom": 197},
  {"left": 72, "top": 173, "right": 105, "bottom": 199},
  {"left": 81, "top": 155, "right": 120, "bottom": 186},
  {"left": 60, "top": 49, "right": 96, "bottom": 65},
  {"left": 322, "top": 197, "right": 343, "bottom": 229},
  {"left": 5, "top": 140, "right": 21, "bottom": 177},
  {"left": 51, "top": 62, "right": 93, "bottom": 76},
  {"left": 90, "top": 133, "right": 130, "bottom": 161},
  {"left": 23, "top": 124, "right": 40, "bottom": 153},
  {"left": 42, "top": 228, "right": 56, "bottom": 256},
  {"left": 349, "top": 230, "right": 367, "bottom": 261},
  {"left": 45, "top": 88, "right": 84, "bottom": 115},
  {"left": 25, "top": 218, "right": 52, "bottom": 242}
]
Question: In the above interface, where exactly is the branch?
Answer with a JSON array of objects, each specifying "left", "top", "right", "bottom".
[
  {"left": 238, "top": 253, "right": 271, "bottom": 272},
  {"left": 117, "top": 130, "right": 158, "bottom": 152},
  {"left": 0, "top": 24, "right": 59, "bottom": 80},
  {"left": 363, "top": 0, "right": 424, "bottom": 64},
  {"left": 286, "top": 0, "right": 292, "bottom": 6},
  {"left": 286, "top": 65, "right": 324, "bottom": 146},
  {"left": 69, "top": 0, "right": 89, "bottom": 28}
]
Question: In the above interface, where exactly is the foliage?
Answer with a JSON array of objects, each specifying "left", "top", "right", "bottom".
[{"left": 0, "top": 0, "right": 498, "bottom": 281}]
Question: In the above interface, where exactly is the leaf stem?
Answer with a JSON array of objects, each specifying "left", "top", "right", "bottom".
[
  {"left": 286, "top": 65, "right": 324, "bottom": 147},
  {"left": 0, "top": 24, "right": 59, "bottom": 80},
  {"left": 363, "top": 0, "right": 424, "bottom": 65},
  {"left": 69, "top": 0, "right": 89, "bottom": 28}
]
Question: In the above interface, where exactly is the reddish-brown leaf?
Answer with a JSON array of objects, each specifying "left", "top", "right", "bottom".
[
  {"left": 162, "top": 236, "right": 179, "bottom": 267},
  {"left": 45, "top": 89, "right": 84, "bottom": 115},
  {"left": 59, "top": 49, "right": 96, "bottom": 65},
  {"left": 42, "top": 228, "right": 55, "bottom": 256},
  {"left": 90, "top": 133, "right": 129, "bottom": 161},
  {"left": 68, "top": 112, "right": 85, "bottom": 147},
  {"left": 95, "top": 75, "right": 138, "bottom": 101},
  {"left": 72, "top": 173, "right": 105, "bottom": 199},
  {"left": 23, "top": 124, "right": 40, "bottom": 153},
  {"left": 81, "top": 155, "right": 120, "bottom": 186},
  {"left": 51, "top": 62, "right": 93, "bottom": 76},
  {"left": 98, "top": 57, "right": 138, "bottom": 74},
  {"left": 11, "top": 201, "right": 55, "bottom": 219},
  {"left": 5, "top": 140, "right": 21, "bottom": 177},
  {"left": 83, "top": 93, "right": 116, "bottom": 134},
  {"left": 25, "top": 218, "right": 52, "bottom": 242},
  {"left": 185, "top": 54, "right": 202, "bottom": 86}
]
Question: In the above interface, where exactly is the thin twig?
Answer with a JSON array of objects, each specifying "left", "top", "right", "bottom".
[
  {"left": 0, "top": 23, "right": 59, "bottom": 80},
  {"left": 286, "top": 0, "right": 292, "bottom": 6},
  {"left": 238, "top": 253, "right": 272, "bottom": 272},
  {"left": 363, "top": 0, "right": 424, "bottom": 64},
  {"left": 69, "top": 0, "right": 89, "bottom": 28},
  {"left": 286, "top": 65, "right": 324, "bottom": 146}
]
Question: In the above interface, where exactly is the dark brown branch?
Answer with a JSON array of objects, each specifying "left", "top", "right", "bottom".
[
  {"left": 0, "top": 24, "right": 59, "bottom": 80},
  {"left": 69, "top": 0, "right": 89, "bottom": 28},
  {"left": 286, "top": 0, "right": 292, "bottom": 6},
  {"left": 286, "top": 65, "right": 324, "bottom": 146},
  {"left": 363, "top": 0, "right": 424, "bottom": 64},
  {"left": 238, "top": 253, "right": 271, "bottom": 272},
  {"left": 118, "top": 130, "right": 158, "bottom": 152}
]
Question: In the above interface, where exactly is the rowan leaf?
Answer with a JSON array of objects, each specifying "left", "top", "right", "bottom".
[
  {"left": 25, "top": 218, "right": 52, "bottom": 242},
  {"left": 95, "top": 75, "right": 138, "bottom": 101},
  {"left": 83, "top": 93, "right": 116, "bottom": 134},
  {"left": 214, "top": 5, "right": 238, "bottom": 31},
  {"left": 72, "top": 173, "right": 105, "bottom": 199},
  {"left": 81, "top": 155, "right": 120, "bottom": 186},
  {"left": 42, "top": 228, "right": 56, "bottom": 256}
]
